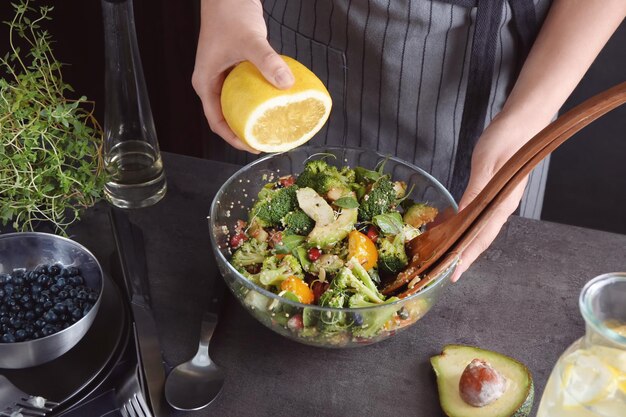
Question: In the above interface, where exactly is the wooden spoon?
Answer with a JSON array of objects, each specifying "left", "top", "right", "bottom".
[{"left": 383, "top": 81, "right": 626, "bottom": 296}]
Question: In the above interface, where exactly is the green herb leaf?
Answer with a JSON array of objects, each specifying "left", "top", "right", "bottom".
[
  {"left": 334, "top": 196, "right": 359, "bottom": 209},
  {"left": 354, "top": 166, "right": 381, "bottom": 182},
  {"left": 274, "top": 234, "right": 306, "bottom": 254},
  {"left": 373, "top": 212, "right": 404, "bottom": 235}
]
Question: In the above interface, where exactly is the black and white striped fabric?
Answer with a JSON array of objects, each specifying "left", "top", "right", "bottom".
[{"left": 209, "top": 0, "right": 552, "bottom": 219}]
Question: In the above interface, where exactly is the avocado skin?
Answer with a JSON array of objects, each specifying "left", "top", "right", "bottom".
[{"left": 431, "top": 344, "right": 534, "bottom": 417}]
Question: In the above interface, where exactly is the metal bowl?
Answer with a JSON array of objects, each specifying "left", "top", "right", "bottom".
[{"left": 0, "top": 232, "right": 104, "bottom": 369}]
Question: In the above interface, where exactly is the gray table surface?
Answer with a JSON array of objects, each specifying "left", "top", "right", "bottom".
[{"left": 71, "top": 152, "right": 626, "bottom": 417}]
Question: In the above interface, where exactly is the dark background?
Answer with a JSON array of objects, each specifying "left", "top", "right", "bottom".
[{"left": 1, "top": 0, "right": 625, "bottom": 235}]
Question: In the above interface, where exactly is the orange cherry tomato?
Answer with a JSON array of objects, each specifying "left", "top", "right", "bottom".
[
  {"left": 281, "top": 276, "right": 314, "bottom": 304},
  {"left": 348, "top": 230, "right": 378, "bottom": 270}
]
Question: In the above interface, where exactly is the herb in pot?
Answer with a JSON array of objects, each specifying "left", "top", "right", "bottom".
[{"left": 0, "top": 0, "right": 106, "bottom": 234}]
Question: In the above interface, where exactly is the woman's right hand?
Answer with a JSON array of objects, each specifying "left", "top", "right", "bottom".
[{"left": 192, "top": 0, "right": 294, "bottom": 152}]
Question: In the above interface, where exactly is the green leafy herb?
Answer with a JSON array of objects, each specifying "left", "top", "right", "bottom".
[
  {"left": 334, "top": 196, "right": 359, "bottom": 209},
  {"left": 354, "top": 166, "right": 381, "bottom": 182},
  {"left": 372, "top": 212, "right": 404, "bottom": 235},
  {"left": 0, "top": 0, "right": 105, "bottom": 235},
  {"left": 274, "top": 234, "right": 306, "bottom": 254}
]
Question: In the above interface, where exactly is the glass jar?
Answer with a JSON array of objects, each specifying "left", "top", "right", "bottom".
[
  {"left": 537, "top": 272, "right": 626, "bottom": 417},
  {"left": 101, "top": 0, "right": 166, "bottom": 208}
]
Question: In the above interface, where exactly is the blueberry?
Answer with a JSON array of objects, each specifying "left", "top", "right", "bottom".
[
  {"left": 32, "top": 331, "right": 40, "bottom": 339},
  {"left": 71, "top": 308, "right": 82, "bottom": 320},
  {"left": 0, "top": 316, "right": 9, "bottom": 325},
  {"left": 83, "top": 303, "right": 93, "bottom": 316},
  {"left": 20, "top": 294, "right": 31, "bottom": 304},
  {"left": 57, "top": 290, "right": 68, "bottom": 300},
  {"left": 24, "top": 310, "right": 36, "bottom": 321},
  {"left": 9, "top": 317, "right": 22, "bottom": 329},
  {"left": 53, "top": 303, "right": 67, "bottom": 314},
  {"left": 67, "top": 267, "right": 79, "bottom": 276},
  {"left": 37, "top": 274, "right": 51, "bottom": 287},
  {"left": 43, "top": 310, "right": 58, "bottom": 323},
  {"left": 0, "top": 289, "right": 4, "bottom": 298},
  {"left": 88, "top": 292, "right": 98, "bottom": 303},
  {"left": 352, "top": 313, "right": 364, "bottom": 326},
  {"left": 30, "top": 283, "right": 42, "bottom": 294},
  {"left": 34, "top": 305, "right": 44, "bottom": 316},
  {"left": 36, "top": 264, "right": 49, "bottom": 275},
  {"left": 64, "top": 298, "right": 74, "bottom": 308},
  {"left": 55, "top": 277, "right": 66, "bottom": 287},
  {"left": 43, "top": 301, "right": 53, "bottom": 310},
  {"left": 41, "top": 325, "right": 55, "bottom": 337},
  {"left": 50, "top": 284, "right": 61, "bottom": 294},
  {"left": 49, "top": 264, "right": 62, "bottom": 276},
  {"left": 23, "top": 325, "right": 34, "bottom": 336},
  {"left": 59, "top": 267, "right": 70, "bottom": 277},
  {"left": 16, "top": 311, "right": 25, "bottom": 320},
  {"left": 34, "top": 318, "right": 46, "bottom": 329},
  {"left": 11, "top": 303, "right": 21, "bottom": 313},
  {"left": 4, "top": 284, "right": 14, "bottom": 295},
  {"left": 0, "top": 273, "right": 9, "bottom": 284},
  {"left": 1, "top": 333, "right": 16, "bottom": 343},
  {"left": 77, "top": 290, "right": 88, "bottom": 300},
  {"left": 70, "top": 276, "right": 84, "bottom": 286},
  {"left": 14, "top": 329, "right": 27, "bottom": 341},
  {"left": 13, "top": 276, "right": 24, "bottom": 286},
  {"left": 26, "top": 270, "right": 38, "bottom": 282}
]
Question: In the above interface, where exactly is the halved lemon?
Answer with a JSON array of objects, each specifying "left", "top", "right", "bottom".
[{"left": 221, "top": 55, "right": 332, "bottom": 153}]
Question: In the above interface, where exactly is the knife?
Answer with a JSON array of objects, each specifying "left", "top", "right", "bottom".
[{"left": 110, "top": 208, "right": 167, "bottom": 417}]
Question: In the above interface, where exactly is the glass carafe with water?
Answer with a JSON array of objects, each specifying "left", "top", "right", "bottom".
[
  {"left": 537, "top": 272, "right": 626, "bottom": 417},
  {"left": 101, "top": 0, "right": 166, "bottom": 208}
]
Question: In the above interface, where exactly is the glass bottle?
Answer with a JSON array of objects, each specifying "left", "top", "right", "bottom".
[
  {"left": 101, "top": 0, "right": 166, "bottom": 208},
  {"left": 537, "top": 272, "right": 626, "bottom": 417}
]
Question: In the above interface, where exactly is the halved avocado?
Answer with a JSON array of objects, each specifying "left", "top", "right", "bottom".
[
  {"left": 307, "top": 208, "right": 357, "bottom": 249},
  {"left": 431, "top": 345, "right": 534, "bottom": 417}
]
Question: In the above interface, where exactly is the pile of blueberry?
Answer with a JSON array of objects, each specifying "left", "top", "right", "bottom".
[{"left": 0, "top": 264, "right": 100, "bottom": 343}]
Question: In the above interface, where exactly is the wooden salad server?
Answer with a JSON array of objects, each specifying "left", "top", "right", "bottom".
[{"left": 382, "top": 81, "right": 626, "bottom": 297}]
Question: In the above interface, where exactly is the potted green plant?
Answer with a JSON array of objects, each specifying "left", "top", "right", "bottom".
[{"left": 0, "top": 0, "right": 105, "bottom": 235}]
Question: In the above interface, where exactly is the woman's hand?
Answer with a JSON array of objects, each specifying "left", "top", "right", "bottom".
[
  {"left": 451, "top": 116, "right": 531, "bottom": 282},
  {"left": 192, "top": 0, "right": 294, "bottom": 152}
]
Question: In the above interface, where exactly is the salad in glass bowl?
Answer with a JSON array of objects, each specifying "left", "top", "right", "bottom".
[{"left": 209, "top": 147, "right": 457, "bottom": 348}]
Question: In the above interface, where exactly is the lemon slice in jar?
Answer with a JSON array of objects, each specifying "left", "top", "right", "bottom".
[
  {"left": 560, "top": 351, "right": 615, "bottom": 408},
  {"left": 221, "top": 55, "right": 332, "bottom": 153}
]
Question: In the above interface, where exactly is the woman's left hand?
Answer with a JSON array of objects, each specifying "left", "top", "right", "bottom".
[{"left": 451, "top": 116, "right": 532, "bottom": 282}]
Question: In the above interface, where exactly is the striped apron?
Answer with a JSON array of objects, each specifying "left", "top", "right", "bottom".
[{"left": 207, "top": 0, "right": 552, "bottom": 219}]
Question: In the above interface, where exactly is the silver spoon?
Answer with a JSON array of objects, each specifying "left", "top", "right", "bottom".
[{"left": 165, "top": 281, "right": 226, "bottom": 411}]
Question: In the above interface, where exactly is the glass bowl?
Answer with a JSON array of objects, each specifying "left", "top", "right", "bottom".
[{"left": 209, "top": 147, "right": 458, "bottom": 348}]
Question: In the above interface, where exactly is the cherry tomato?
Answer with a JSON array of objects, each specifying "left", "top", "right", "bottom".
[
  {"left": 281, "top": 276, "right": 314, "bottom": 304},
  {"left": 348, "top": 230, "right": 378, "bottom": 270},
  {"left": 229, "top": 232, "right": 247, "bottom": 249},
  {"left": 366, "top": 226, "right": 379, "bottom": 243},
  {"left": 308, "top": 247, "right": 322, "bottom": 261}
]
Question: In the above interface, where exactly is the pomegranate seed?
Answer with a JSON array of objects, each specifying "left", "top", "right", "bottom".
[
  {"left": 287, "top": 314, "right": 303, "bottom": 331},
  {"left": 279, "top": 176, "right": 295, "bottom": 187},
  {"left": 229, "top": 232, "right": 247, "bottom": 249},
  {"left": 366, "top": 226, "right": 379, "bottom": 242},
  {"left": 308, "top": 247, "right": 322, "bottom": 261}
]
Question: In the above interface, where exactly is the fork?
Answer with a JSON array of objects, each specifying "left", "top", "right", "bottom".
[
  {"left": 115, "top": 366, "right": 153, "bottom": 417},
  {"left": 0, "top": 375, "right": 59, "bottom": 417}
]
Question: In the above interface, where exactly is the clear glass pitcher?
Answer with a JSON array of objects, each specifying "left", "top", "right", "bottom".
[
  {"left": 101, "top": 0, "right": 166, "bottom": 208},
  {"left": 537, "top": 272, "right": 626, "bottom": 417}
]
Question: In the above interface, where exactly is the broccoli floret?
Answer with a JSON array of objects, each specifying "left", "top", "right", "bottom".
[
  {"left": 250, "top": 186, "right": 299, "bottom": 227},
  {"left": 350, "top": 296, "right": 401, "bottom": 338},
  {"left": 282, "top": 209, "right": 315, "bottom": 235},
  {"left": 258, "top": 254, "right": 303, "bottom": 287},
  {"left": 346, "top": 258, "right": 386, "bottom": 301},
  {"left": 230, "top": 239, "right": 269, "bottom": 269},
  {"left": 318, "top": 287, "right": 349, "bottom": 333},
  {"left": 377, "top": 235, "right": 408, "bottom": 275},
  {"left": 332, "top": 265, "right": 385, "bottom": 304},
  {"left": 296, "top": 160, "right": 355, "bottom": 196},
  {"left": 358, "top": 176, "right": 396, "bottom": 221},
  {"left": 310, "top": 254, "right": 344, "bottom": 275}
]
